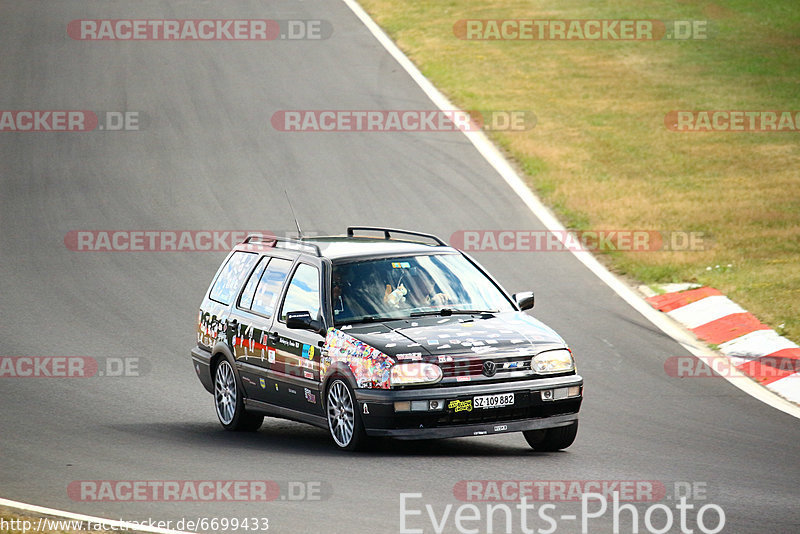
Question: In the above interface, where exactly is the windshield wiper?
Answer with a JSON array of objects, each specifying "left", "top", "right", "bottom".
[
  {"left": 410, "top": 309, "right": 497, "bottom": 318},
  {"left": 339, "top": 315, "right": 399, "bottom": 326}
]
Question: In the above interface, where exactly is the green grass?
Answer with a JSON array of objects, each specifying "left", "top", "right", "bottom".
[{"left": 359, "top": 0, "right": 800, "bottom": 343}]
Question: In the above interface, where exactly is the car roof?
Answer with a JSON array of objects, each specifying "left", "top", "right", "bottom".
[
  {"left": 305, "top": 236, "right": 457, "bottom": 261},
  {"left": 234, "top": 233, "right": 459, "bottom": 261}
]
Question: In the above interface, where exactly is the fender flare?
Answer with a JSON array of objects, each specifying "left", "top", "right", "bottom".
[{"left": 320, "top": 362, "right": 359, "bottom": 401}]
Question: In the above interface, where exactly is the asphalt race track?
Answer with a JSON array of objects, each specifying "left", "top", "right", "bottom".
[{"left": 1, "top": 2, "right": 798, "bottom": 533}]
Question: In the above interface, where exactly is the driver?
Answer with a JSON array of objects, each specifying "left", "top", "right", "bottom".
[
  {"left": 410, "top": 270, "right": 451, "bottom": 307},
  {"left": 384, "top": 267, "right": 450, "bottom": 309}
]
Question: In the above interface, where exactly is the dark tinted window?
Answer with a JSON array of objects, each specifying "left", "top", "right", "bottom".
[
  {"left": 280, "top": 263, "right": 321, "bottom": 321},
  {"left": 251, "top": 258, "right": 292, "bottom": 317},
  {"left": 209, "top": 252, "right": 258, "bottom": 305}
]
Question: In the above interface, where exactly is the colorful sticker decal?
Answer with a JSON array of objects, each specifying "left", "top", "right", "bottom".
[
  {"left": 302, "top": 344, "right": 315, "bottom": 360},
  {"left": 449, "top": 399, "right": 473, "bottom": 412},
  {"left": 259, "top": 378, "right": 266, "bottom": 389},
  {"left": 268, "top": 348, "right": 276, "bottom": 364},
  {"left": 396, "top": 352, "right": 423, "bottom": 361},
  {"left": 304, "top": 371, "right": 314, "bottom": 380},
  {"left": 304, "top": 388, "right": 316, "bottom": 403},
  {"left": 391, "top": 262, "right": 411, "bottom": 269},
  {"left": 228, "top": 329, "right": 271, "bottom": 355},
  {"left": 197, "top": 307, "right": 226, "bottom": 345},
  {"left": 321, "top": 328, "right": 396, "bottom": 389}
]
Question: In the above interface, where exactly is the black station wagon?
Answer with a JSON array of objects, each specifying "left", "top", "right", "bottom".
[{"left": 191, "top": 227, "right": 583, "bottom": 450}]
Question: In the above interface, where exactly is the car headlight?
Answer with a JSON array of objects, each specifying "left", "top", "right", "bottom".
[
  {"left": 390, "top": 363, "right": 443, "bottom": 387},
  {"left": 531, "top": 349, "right": 575, "bottom": 374}
]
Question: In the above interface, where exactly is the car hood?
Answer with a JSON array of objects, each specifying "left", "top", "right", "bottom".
[{"left": 335, "top": 312, "right": 566, "bottom": 360}]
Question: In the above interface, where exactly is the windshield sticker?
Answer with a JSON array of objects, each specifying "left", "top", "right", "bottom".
[{"left": 391, "top": 262, "right": 411, "bottom": 269}]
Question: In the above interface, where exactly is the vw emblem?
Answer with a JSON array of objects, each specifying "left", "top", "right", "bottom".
[{"left": 482, "top": 360, "right": 497, "bottom": 377}]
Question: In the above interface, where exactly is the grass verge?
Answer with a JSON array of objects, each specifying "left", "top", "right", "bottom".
[{"left": 358, "top": 0, "right": 800, "bottom": 343}]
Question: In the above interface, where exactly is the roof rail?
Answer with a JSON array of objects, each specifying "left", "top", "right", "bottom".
[
  {"left": 346, "top": 226, "right": 448, "bottom": 246},
  {"left": 243, "top": 234, "right": 321, "bottom": 256}
]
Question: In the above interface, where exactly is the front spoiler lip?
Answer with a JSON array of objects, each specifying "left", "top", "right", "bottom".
[
  {"left": 366, "top": 413, "right": 578, "bottom": 440},
  {"left": 355, "top": 374, "right": 582, "bottom": 402}
]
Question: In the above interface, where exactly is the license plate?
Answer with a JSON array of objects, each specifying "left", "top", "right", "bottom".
[{"left": 473, "top": 392, "right": 515, "bottom": 409}]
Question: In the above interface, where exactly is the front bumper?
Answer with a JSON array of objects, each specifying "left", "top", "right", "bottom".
[{"left": 355, "top": 374, "right": 582, "bottom": 440}]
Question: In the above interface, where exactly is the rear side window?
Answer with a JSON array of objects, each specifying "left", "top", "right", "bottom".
[
  {"left": 251, "top": 258, "right": 292, "bottom": 317},
  {"left": 209, "top": 252, "right": 258, "bottom": 305},
  {"left": 280, "top": 263, "right": 321, "bottom": 321},
  {"left": 238, "top": 256, "right": 268, "bottom": 310}
]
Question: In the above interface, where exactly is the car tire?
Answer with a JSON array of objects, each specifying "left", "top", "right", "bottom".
[
  {"left": 325, "top": 377, "right": 368, "bottom": 451},
  {"left": 523, "top": 421, "right": 578, "bottom": 451},
  {"left": 213, "top": 357, "right": 263, "bottom": 432}
]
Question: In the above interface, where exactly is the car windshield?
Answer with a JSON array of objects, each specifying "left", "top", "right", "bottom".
[{"left": 331, "top": 253, "right": 515, "bottom": 325}]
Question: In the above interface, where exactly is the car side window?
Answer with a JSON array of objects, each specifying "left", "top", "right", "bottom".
[
  {"left": 238, "top": 256, "right": 268, "bottom": 310},
  {"left": 250, "top": 257, "right": 292, "bottom": 317},
  {"left": 209, "top": 251, "right": 258, "bottom": 305},
  {"left": 280, "top": 263, "right": 321, "bottom": 322}
]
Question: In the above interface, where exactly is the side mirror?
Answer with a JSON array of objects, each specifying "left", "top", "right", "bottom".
[
  {"left": 286, "top": 311, "right": 326, "bottom": 336},
  {"left": 513, "top": 291, "right": 535, "bottom": 311}
]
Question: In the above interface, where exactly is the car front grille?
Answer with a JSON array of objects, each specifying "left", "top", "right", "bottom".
[{"left": 439, "top": 356, "right": 532, "bottom": 379}]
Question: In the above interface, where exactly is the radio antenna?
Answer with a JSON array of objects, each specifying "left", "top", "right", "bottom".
[{"left": 284, "top": 190, "right": 303, "bottom": 238}]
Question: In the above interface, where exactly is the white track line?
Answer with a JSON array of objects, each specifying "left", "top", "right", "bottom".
[
  {"left": 0, "top": 497, "right": 196, "bottom": 534},
  {"left": 341, "top": 0, "right": 800, "bottom": 419}
]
